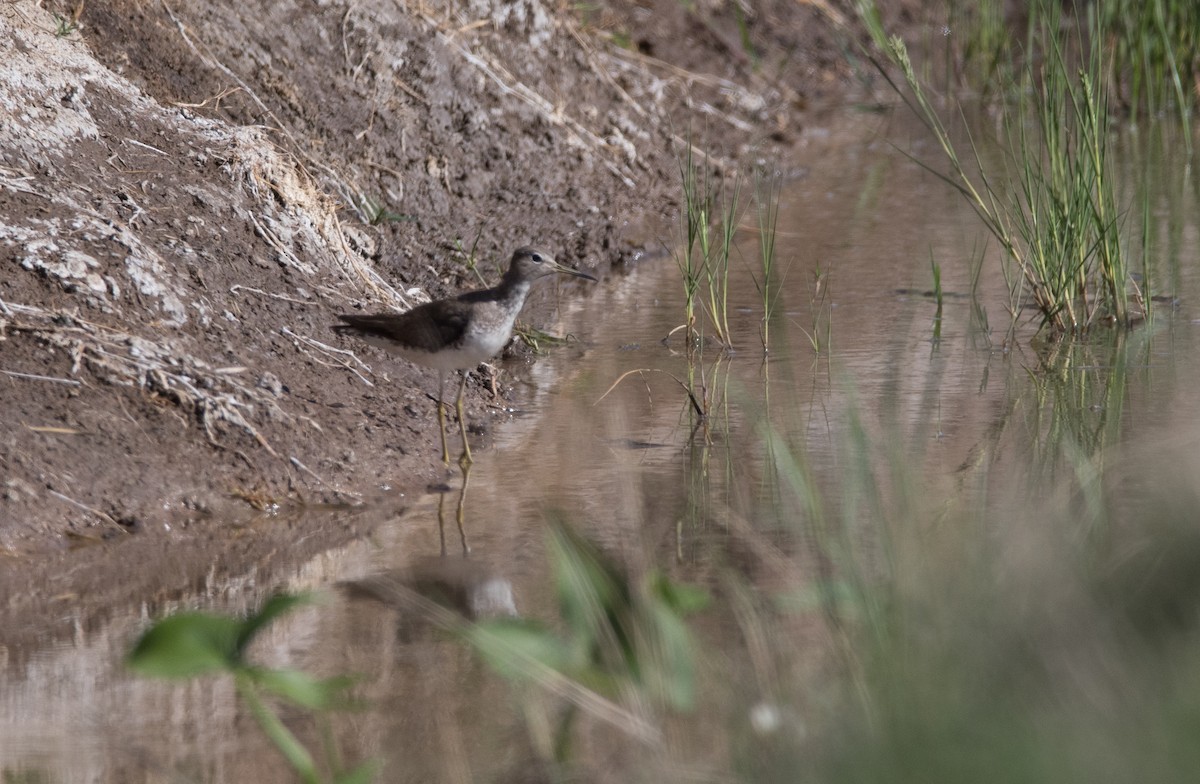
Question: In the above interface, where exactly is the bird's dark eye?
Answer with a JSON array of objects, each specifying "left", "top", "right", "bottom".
[{"left": 530, "top": 252, "right": 543, "bottom": 263}]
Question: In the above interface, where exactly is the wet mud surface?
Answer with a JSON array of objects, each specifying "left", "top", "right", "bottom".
[{"left": 0, "top": 0, "right": 915, "bottom": 648}]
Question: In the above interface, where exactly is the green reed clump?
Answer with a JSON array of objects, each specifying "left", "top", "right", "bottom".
[
  {"left": 929, "top": 0, "right": 1196, "bottom": 129},
  {"left": 751, "top": 172, "right": 784, "bottom": 352},
  {"left": 676, "top": 144, "right": 738, "bottom": 348},
  {"left": 940, "top": 0, "right": 1019, "bottom": 97},
  {"left": 1011, "top": 19, "right": 1130, "bottom": 330},
  {"left": 1023, "top": 329, "right": 1146, "bottom": 477},
  {"left": 860, "top": 0, "right": 1141, "bottom": 333},
  {"left": 1096, "top": 0, "right": 1197, "bottom": 124},
  {"left": 676, "top": 147, "right": 706, "bottom": 344},
  {"left": 929, "top": 252, "right": 944, "bottom": 343},
  {"left": 732, "top": 373, "right": 1200, "bottom": 784},
  {"left": 799, "top": 263, "right": 831, "bottom": 354},
  {"left": 967, "top": 240, "right": 992, "bottom": 348}
]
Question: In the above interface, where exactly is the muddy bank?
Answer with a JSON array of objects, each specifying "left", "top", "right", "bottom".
[{"left": 0, "top": 0, "right": 897, "bottom": 639}]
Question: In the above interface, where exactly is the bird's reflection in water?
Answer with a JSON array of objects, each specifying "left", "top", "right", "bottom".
[
  {"left": 437, "top": 460, "right": 471, "bottom": 557},
  {"left": 340, "top": 461, "right": 517, "bottom": 629}
]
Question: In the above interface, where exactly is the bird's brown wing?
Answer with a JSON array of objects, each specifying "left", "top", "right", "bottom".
[{"left": 335, "top": 300, "right": 469, "bottom": 353}]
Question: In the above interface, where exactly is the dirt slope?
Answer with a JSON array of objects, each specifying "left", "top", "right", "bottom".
[{"left": 0, "top": 0, "right": 873, "bottom": 636}]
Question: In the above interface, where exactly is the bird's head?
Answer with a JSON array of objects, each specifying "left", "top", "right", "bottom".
[{"left": 505, "top": 247, "right": 597, "bottom": 284}]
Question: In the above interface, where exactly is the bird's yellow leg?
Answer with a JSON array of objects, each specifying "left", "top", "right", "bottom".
[
  {"left": 436, "top": 370, "right": 451, "bottom": 466},
  {"left": 437, "top": 400, "right": 451, "bottom": 466},
  {"left": 456, "top": 372, "right": 473, "bottom": 467}
]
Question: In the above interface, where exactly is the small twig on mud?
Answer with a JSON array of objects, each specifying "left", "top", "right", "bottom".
[
  {"left": 390, "top": 74, "right": 427, "bottom": 105},
  {"left": 595, "top": 368, "right": 706, "bottom": 419},
  {"left": 160, "top": 0, "right": 291, "bottom": 138},
  {"left": 797, "top": 0, "right": 847, "bottom": 28},
  {"left": 450, "top": 18, "right": 490, "bottom": 38},
  {"left": 1, "top": 370, "right": 82, "bottom": 386},
  {"left": 24, "top": 424, "right": 82, "bottom": 435},
  {"left": 225, "top": 407, "right": 281, "bottom": 456},
  {"left": 603, "top": 43, "right": 755, "bottom": 95},
  {"left": 171, "top": 85, "right": 244, "bottom": 110},
  {"left": 564, "top": 22, "right": 647, "bottom": 118},
  {"left": 124, "top": 138, "right": 169, "bottom": 156},
  {"left": 0, "top": 166, "right": 42, "bottom": 198},
  {"left": 281, "top": 327, "right": 375, "bottom": 386},
  {"left": 340, "top": 5, "right": 371, "bottom": 78},
  {"left": 247, "top": 213, "right": 317, "bottom": 274},
  {"left": 290, "top": 456, "right": 362, "bottom": 501},
  {"left": 696, "top": 100, "right": 757, "bottom": 133},
  {"left": 114, "top": 394, "right": 143, "bottom": 429},
  {"left": 113, "top": 191, "right": 147, "bottom": 228},
  {"left": 230, "top": 285, "right": 314, "bottom": 306},
  {"left": 48, "top": 490, "right": 128, "bottom": 533},
  {"left": 325, "top": 211, "right": 415, "bottom": 307}
]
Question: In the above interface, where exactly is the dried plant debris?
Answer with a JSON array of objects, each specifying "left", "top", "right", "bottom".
[{"left": 5, "top": 302, "right": 319, "bottom": 456}]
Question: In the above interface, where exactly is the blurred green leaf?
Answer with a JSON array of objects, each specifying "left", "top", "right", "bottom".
[
  {"left": 466, "top": 618, "right": 573, "bottom": 678},
  {"left": 644, "top": 592, "right": 699, "bottom": 710},
  {"left": 236, "top": 592, "right": 317, "bottom": 654},
  {"left": 250, "top": 668, "right": 354, "bottom": 710},
  {"left": 237, "top": 674, "right": 320, "bottom": 784},
  {"left": 548, "top": 519, "right": 635, "bottom": 665},
  {"left": 648, "top": 571, "right": 709, "bottom": 615},
  {"left": 572, "top": 667, "right": 624, "bottom": 697},
  {"left": 773, "top": 581, "right": 859, "bottom": 615},
  {"left": 128, "top": 592, "right": 375, "bottom": 783},
  {"left": 127, "top": 612, "right": 242, "bottom": 677},
  {"left": 334, "top": 760, "right": 381, "bottom": 784}
]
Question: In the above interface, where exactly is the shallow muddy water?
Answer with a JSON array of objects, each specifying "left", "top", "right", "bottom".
[{"left": 4, "top": 108, "right": 1200, "bottom": 782}]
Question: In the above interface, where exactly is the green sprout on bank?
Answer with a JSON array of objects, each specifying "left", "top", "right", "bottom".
[
  {"left": 128, "top": 593, "right": 373, "bottom": 784},
  {"left": 453, "top": 226, "right": 489, "bottom": 286},
  {"left": 53, "top": 13, "right": 79, "bottom": 38},
  {"left": 733, "top": 3, "right": 758, "bottom": 65},
  {"left": 514, "top": 323, "right": 577, "bottom": 354},
  {"left": 356, "top": 194, "right": 410, "bottom": 226}
]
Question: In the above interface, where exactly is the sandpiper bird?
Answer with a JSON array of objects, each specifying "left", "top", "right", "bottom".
[{"left": 335, "top": 247, "right": 596, "bottom": 466}]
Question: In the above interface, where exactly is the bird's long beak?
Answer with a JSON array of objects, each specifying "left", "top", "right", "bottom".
[{"left": 552, "top": 260, "right": 597, "bottom": 282}]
